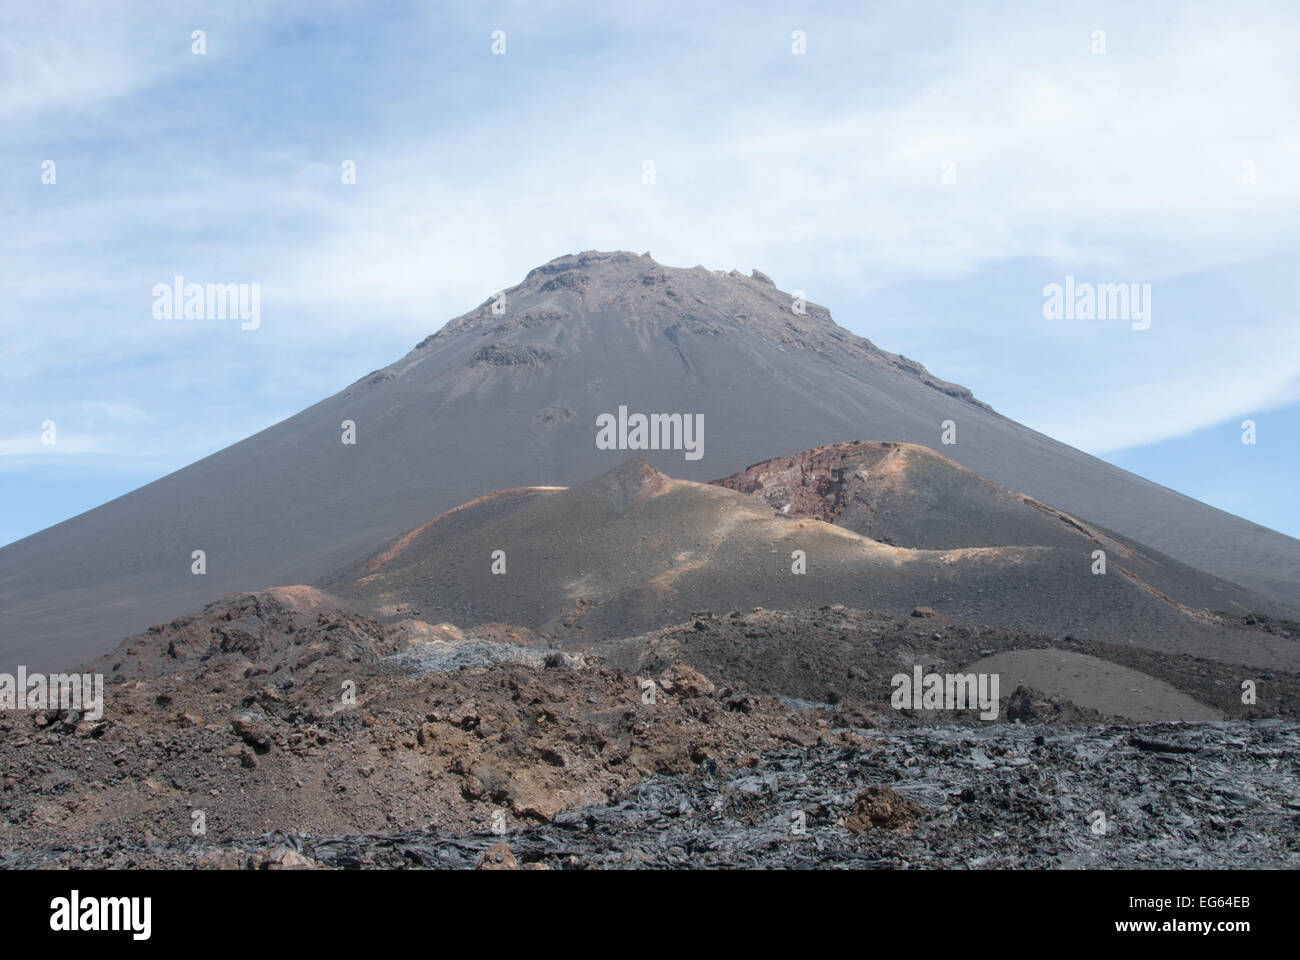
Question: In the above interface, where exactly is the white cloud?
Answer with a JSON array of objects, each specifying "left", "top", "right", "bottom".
[{"left": 81, "top": 401, "right": 153, "bottom": 423}]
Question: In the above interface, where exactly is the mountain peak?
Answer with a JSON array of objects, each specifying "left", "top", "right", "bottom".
[
  {"left": 407, "top": 251, "right": 985, "bottom": 409},
  {"left": 575, "top": 456, "right": 673, "bottom": 513},
  {"left": 523, "top": 249, "right": 650, "bottom": 282}
]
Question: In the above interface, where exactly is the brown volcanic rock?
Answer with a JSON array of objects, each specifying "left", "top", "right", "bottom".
[
  {"left": 476, "top": 843, "right": 520, "bottom": 870},
  {"left": 0, "top": 591, "right": 825, "bottom": 855},
  {"left": 845, "top": 785, "right": 925, "bottom": 834},
  {"left": 2, "top": 588, "right": 1295, "bottom": 867},
  {"left": 711, "top": 440, "right": 1077, "bottom": 547}
]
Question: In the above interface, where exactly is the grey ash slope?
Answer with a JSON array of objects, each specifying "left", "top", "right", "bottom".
[{"left": 2, "top": 250, "right": 1297, "bottom": 669}]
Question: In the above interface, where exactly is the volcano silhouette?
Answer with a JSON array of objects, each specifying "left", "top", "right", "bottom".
[{"left": 3, "top": 250, "right": 1298, "bottom": 669}]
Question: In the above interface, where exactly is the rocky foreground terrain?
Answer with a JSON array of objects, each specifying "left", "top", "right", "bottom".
[
  {"left": 3, "top": 589, "right": 1297, "bottom": 869},
  {"left": 8, "top": 721, "right": 1298, "bottom": 870},
  {"left": 36, "top": 720, "right": 1300, "bottom": 871}
]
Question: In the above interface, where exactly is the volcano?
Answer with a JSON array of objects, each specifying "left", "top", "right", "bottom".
[
  {"left": 323, "top": 453, "right": 1298, "bottom": 674},
  {"left": 3, "top": 250, "right": 1298, "bottom": 669}
]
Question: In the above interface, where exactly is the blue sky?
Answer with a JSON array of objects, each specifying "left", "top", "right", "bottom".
[{"left": 3, "top": 0, "right": 1299, "bottom": 546}]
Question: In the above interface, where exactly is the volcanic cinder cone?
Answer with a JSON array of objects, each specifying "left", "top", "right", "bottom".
[
  {"left": 325, "top": 454, "right": 1299, "bottom": 674},
  {"left": 2, "top": 250, "right": 1298, "bottom": 669}
]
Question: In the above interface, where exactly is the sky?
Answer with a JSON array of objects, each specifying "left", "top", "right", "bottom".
[{"left": 2, "top": 0, "right": 1298, "bottom": 547}]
